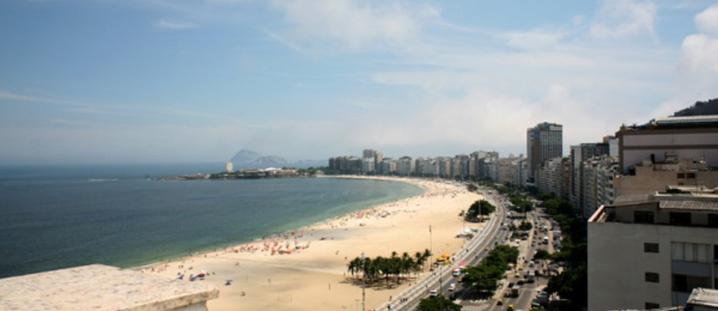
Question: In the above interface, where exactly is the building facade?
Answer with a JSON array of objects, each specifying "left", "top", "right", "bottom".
[
  {"left": 617, "top": 115, "right": 718, "bottom": 174},
  {"left": 526, "top": 122, "right": 563, "bottom": 183},
  {"left": 588, "top": 190, "right": 718, "bottom": 311}
]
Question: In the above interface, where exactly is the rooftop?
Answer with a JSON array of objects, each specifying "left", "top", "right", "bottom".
[
  {"left": 621, "top": 114, "right": 718, "bottom": 132},
  {"left": 0, "top": 264, "right": 219, "bottom": 311},
  {"left": 688, "top": 287, "right": 718, "bottom": 308},
  {"left": 589, "top": 188, "right": 718, "bottom": 224}
]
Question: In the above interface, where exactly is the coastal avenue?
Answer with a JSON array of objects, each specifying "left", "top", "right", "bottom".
[{"left": 375, "top": 186, "right": 509, "bottom": 311}]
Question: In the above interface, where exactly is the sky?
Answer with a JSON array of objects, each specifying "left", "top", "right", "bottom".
[{"left": 1, "top": 0, "right": 717, "bottom": 165}]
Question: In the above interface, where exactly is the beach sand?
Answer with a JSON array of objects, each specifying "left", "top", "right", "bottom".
[{"left": 140, "top": 176, "right": 482, "bottom": 311}]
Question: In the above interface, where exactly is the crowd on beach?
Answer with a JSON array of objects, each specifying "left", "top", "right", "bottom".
[{"left": 141, "top": 178, "right": 471, "bottom": 294}]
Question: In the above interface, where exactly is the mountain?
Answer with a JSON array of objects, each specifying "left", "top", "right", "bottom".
[
  {"left": 673, "top": 98, "right": 718, "bottom": 117},
  {"left": 227, "top": 149, "right": 325, "bottom": 169},
  {"left": 254, "top": 156, "right": 288, "bottom": 167},
  {"left": 230, "top": 149, "right": 261, "bottom": 165},
  {"left": 228, "top": 149, "right": 288, "bottom": 169}
]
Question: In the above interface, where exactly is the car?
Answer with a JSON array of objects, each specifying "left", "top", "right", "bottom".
[
  {"left": 496, "top": 300, "right": 504, "bottom": 306},
  {"left": 516, "top": 280, "right": 524, "bottom": 285},
  {"left": 452, "top": 268, "right": 461, "bottom": 277},
  {"left": 429, "top": 289, "right": 438, "bottom": 297},
  {"left": 448, "top": 283, "right": 456, "bottom": 292}
]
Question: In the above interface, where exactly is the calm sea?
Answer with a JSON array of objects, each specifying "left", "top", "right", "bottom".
[{"left": 0, "top": 164, "right": 423, "bottom": 278}]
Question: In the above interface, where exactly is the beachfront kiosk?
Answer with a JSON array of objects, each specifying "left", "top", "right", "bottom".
[{"left": 0, "top": 264, "right": 219, "bottom": 310}]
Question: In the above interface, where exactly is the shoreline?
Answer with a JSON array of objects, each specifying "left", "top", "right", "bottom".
[
  {"left": 132, "top": 175, "right": 425, "bottom": 272},
  {"left": 139, "top": 176, "right": 481, "bottom": 310}
]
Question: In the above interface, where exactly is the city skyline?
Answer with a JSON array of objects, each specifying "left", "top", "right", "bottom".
[{"left": 1, "top": 0, "right": 717, "bottom": 165}]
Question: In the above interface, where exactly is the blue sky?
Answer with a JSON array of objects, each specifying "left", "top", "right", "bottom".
[{"left": 1, "top": 0, "right": 717, "bottom": 164}]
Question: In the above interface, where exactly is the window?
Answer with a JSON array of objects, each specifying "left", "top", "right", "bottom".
[
  {"left": 669, "top": 212, "right": 691, "bottom": 226},
  {"left": 644, "top": 242, "right": 659, "bottom": 253},
  {"left": 645, "top": 272, "right": 660, "bottom": 283},
  {"left": 672, "top": 274, "right": 711, "bottom": 293},
  {"left": 672, "top": 242, "right": 711, "bottom": 263},
  {"left": 645, "top": 302, "right": 660, "bottom": 309},
  {"left": 634, "top": 211, "right": 655, "bottom": 224},
  {"left": 673, "top": 274, "right": 687, "bottom": 292},
  {"left": 687, "top": 172, "right": 696, "bottom": 179},
  {"left": 708, "top": 214, "right": 718, "bottom": 228},
  {"left": 677, "top": 173, "right": 686, "bottom": 179}
]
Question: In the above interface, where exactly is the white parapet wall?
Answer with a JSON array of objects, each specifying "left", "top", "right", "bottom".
[{"left": 0, "top": 264, "right": 219, "bottom": 311}]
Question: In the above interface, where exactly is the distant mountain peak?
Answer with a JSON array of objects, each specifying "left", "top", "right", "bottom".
[
  {"left": 673, "top": 98, "right": 718, "bottom": 117},
  {"left": 229, "top": 149, "right": 288, "bottom": 169}
]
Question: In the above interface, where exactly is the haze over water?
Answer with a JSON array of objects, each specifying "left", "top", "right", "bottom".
[{"left": 0, "top": 165, "right": 422, "bottom": 278}]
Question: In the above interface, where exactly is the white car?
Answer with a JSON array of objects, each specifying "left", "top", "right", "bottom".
[
  {"left": 448, "top": 283, "right": 456, "bottom": 292},
  {"left": 452, "top": 268, "right": 462, "bottom": 277},
  {"left": 429, "top": 289, "right": 438, "bottom": 297}
]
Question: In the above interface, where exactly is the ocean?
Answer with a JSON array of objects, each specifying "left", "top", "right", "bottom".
[{"left": 0, "top": 165, "right": 423, "bottom": 278}]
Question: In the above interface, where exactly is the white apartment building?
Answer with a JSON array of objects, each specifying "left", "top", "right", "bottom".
[
  {"left": 588, "top": 189, "right": 718, "bottom": 311},
  {"left": 361, "top": 157, "right": 375, "bottom": 174}
]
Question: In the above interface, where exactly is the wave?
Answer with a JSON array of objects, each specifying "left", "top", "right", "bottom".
[{"left": 88, "top": 178, "right": 119, "bottom": 183}]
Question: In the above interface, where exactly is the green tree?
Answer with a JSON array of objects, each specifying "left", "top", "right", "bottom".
[
  {"left": 534, "top": 249, "right": 551, "bottom": 260},
  {"left": 461, "top": 245, "right": 518, "bottom": 297},
  {"left": 518, "top": 220, "right": 533, "bottom": 231},
  {"left": 417, "top": 295, "right": 462, "bottom": 311},
  {"left": 465, "top": 200, "right": 496, "bottom": 222}
]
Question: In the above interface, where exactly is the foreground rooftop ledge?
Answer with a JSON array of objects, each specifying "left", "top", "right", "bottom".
[{"left": 0, "top": 264, "right": 219, "bottom": 311}]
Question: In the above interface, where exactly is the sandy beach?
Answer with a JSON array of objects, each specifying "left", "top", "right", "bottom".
[{"left": 139, "top": 176, "right": 482, "bottom": 311}]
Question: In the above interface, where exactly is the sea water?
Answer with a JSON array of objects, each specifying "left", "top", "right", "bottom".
[{"left": 0, "top": 165, "right": 422, "bottom": 278}]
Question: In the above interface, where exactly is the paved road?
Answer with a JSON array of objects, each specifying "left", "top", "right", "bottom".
[
  {"left": 374, "top": 186, "right": 509, "bottom": 311},
  {"left": 484, "top": 207, "right": 557, "bottom": 311}
]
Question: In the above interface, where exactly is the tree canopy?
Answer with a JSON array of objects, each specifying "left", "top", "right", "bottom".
[
  {"left": 464, "top": 199, "right": 496, "bottom": 222},
  {"left": 417, "top": 295, "right": 462, "bottom": 311},
  {"left": 347, "top": 249, "right": 431, "bottom": 285},
  {"left": 461, "top": 245, "right": 518, "bottom": 298}
]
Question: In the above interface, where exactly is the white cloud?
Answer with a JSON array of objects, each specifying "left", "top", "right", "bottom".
[
  {"left": 695, "top": 4, "right": 718, "bottom": 35},
  {"left": 270, "top": 0, "right": 437, "bottom": 50},
  {"left": 590, "top": 0, "right": 657, "bottom": 38},
  {"left": 650, "top": 3, "right": 718, "bottom": 119},
  {"left": 500, "top": 28, "right": 567, "bottom": 50},
  {"left": 681, "top": 34, "right": 718, "bottom": 72},
  {"left": 154, "top": 19, "right": 196, "bottom": 30}
]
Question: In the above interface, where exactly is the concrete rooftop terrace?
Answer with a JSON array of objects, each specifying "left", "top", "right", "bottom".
[{"left": 0, "top": 264, "right": 219, "bottom": 311}]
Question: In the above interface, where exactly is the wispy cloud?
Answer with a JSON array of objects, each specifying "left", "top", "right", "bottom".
[
  {"left": 589, "top": 0, "right": 657, "bottom": 39},
  {"left": 154, "top": 18, "right": 196, "bottom": 30},
  {"left": 0, "top": 88, "right": 229, "bottom": 121},
  {"left": 270, "top": 0, "right": 437, "bottom": 51}
]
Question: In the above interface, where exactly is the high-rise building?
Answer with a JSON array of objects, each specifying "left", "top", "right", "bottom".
[
  {"left": 536, "top": 157, "right": 565, "bottom": 197},
  {"left": 569, "top": 143, "right": 610, "bottom": 215},
  {"left": 438, "top": 157, "right": 452, "bottom": 178},
  {"left": 361, "top": 158, "right": 375, "bottom": 174},
  {"left": 526, "top": 122, "right": 563, "bottom": 183},
  {"left": 362, "top": 149, "right": 378, "bottom": 159},
  {"left": 225, "top": 161, "right": 234, "bottom": 173},
  {"left": 588, "top": 188, "right": 718, "bottom": 311},
  {"left": 397, "top": 156, "right": 414, "bottom": 176}
]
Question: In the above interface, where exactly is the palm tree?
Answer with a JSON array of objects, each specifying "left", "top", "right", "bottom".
[{"left": 347, "top": 257, "right": 362, "bottom": 279}]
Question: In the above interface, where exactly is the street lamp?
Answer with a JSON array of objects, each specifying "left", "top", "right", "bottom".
[{"left": 361, "top": 252, "right": 366, "bottom": 311}]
